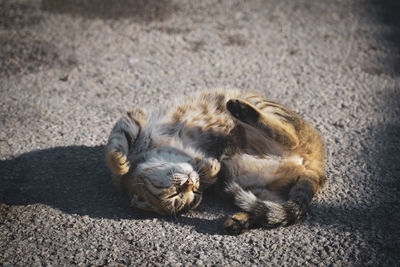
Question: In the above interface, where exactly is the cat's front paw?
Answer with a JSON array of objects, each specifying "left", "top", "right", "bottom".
[
  {"left": 205, "top": 157, "right": 221, "bottom": 177},
  {"left": 106, "top": 149, "right": 130, "bottom": 175},
  {"left": 195, "top": 157, "right": 220, "bottom": 191},
  {"left": 223, "top": 212, "right": 250, "bottom": 235}
]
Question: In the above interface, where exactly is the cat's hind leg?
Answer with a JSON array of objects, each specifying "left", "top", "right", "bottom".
[
  {"left": 223, "top": 177, "right": 316, "bottom": 235},
  {"left": 226, "top": 98, "right": 301, "bottom": 149}
]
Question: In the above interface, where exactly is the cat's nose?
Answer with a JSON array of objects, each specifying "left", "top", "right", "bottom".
[
  {"left": 179, "top": 177, "right": 194, "bottom": 192},
  {"left": 186, "top": 177, "right": 194, "bottom": 185}
]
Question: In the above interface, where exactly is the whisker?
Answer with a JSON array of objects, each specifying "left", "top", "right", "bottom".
[
  {"left": 161, "top": 199, "right": 170, "bottom": 206},
  {"left": 171, "top": 200, "right": 178, "bottom": 219},
  {"left": 197, "top": 169, "right": 210, "bottom": 176}
]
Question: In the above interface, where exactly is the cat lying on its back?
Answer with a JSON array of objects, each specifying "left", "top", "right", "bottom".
[{"left": 105, "top": 89, "right": 325, "bottom": 235}]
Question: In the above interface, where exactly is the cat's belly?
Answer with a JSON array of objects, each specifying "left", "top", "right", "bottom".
[{"left": 225, "top": 153, "right": 304, "bottom": 189}]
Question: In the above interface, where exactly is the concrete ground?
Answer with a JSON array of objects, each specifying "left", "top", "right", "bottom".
[{"left": 1, "top": 0, "right": 399, "bottom": 265}]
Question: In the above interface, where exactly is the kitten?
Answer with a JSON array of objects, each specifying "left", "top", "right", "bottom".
[{"left": 105, "top": 89, "right": 325, "bottom": 235}]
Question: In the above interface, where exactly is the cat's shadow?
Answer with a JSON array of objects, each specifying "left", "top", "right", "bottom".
[
  {"left": 0, "top": 144, "right": 354, "bottom": 236},
  {"left": 0, "top": 145, "right": 233, "bottom": 234}
]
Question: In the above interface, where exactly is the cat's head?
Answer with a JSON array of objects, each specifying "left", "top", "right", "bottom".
[
  {"left": 114, "top": 108, "right": 216, "bottom": 216},
  {"left": 128, "top": 147, "right": 204, "bottom": 215}
]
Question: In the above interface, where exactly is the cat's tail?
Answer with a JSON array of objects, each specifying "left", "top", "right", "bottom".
[
  {"left": 224, "top": 177, "right": 316, "bottom": 234},
  {"left": 105, "top": 116, "right": 140, "bottom": 176}
]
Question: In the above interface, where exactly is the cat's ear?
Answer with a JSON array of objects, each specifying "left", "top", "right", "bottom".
[{"left": 127, "top": 108, "right": 147, "bottom": 128}]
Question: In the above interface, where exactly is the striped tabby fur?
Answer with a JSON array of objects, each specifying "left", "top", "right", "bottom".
[{"left": 105, "top": 89, "right": 325, "bottom": 235}]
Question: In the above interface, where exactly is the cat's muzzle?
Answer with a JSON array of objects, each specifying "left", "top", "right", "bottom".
[{"left": 177, "top": 177, "right": 195, "bottom": 193}]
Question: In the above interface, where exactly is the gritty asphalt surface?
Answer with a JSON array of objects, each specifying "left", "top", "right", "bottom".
[{"left": 1, "top": 0, "right": 400, "bottom": 266}]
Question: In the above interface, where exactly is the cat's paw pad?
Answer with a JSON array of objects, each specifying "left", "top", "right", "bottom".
[
  {"left": 107, "top": 149, "right": 130, "bottom": 175},
  {"left": 223, "top": 212, "right": 250, "bottom": 235},
  {"left": 226, "top": 99, "right": 258, "bottom": 122}
]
